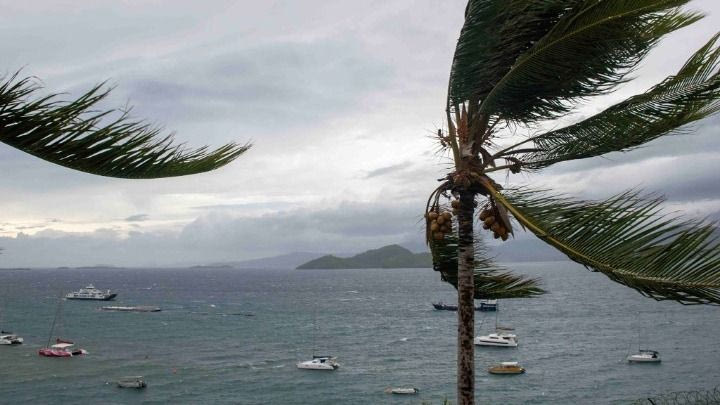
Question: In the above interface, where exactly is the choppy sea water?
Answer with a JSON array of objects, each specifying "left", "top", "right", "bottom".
[{"left": 0, "top": 262, "right": 718, "bottom": 404}]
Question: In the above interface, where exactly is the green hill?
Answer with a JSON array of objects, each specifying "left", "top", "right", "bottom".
[{"left": 296, "top": 244, "right": 432, "bottom": 269}]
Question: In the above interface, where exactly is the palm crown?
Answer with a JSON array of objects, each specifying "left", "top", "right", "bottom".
[{"left": 428, "top": 0, "right": 720, "bottom": 305}]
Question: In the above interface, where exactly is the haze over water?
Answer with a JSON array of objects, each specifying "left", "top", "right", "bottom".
[{"left": 1, "top": 262, "right": 718, "bottom": 404}]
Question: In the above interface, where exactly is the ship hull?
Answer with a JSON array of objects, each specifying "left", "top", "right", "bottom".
[{"left": 66, "top": 293, "right": 117, "bottom": 301}]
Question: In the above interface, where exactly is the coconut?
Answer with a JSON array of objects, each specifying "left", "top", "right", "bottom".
[
  {"left": 482, "top": 222, "right": 490, "bottom": 230},
  {"left": 430, "top": 222, "right": 439, "bottom": 232},
  {"left": 479, "top": 210, "right": 490, "bottom": 220},
  {"left": 442, "top": 212, "right": 452, "bottom": 220},
  {"left": 490, "top": 222, "right": 501, "bottom": 233},
  {"left": 493, "top": 232, "right": 500, "bottom": 239},
  {"left": 483, "top": 216, "right": 495, "bottom": 226},
  {"left": 433, "top": 231, "right": 445, "bottom": 240},
  {"left": 437, "top": 216, "right": 446, "bottom": 225},
  {"left": 451, "top": 200, "right": 460, "bottom": 209},
  {"left": 428, "top": 211, "right": 439, "bottom": 220},
  {"left": 501, "top": 233, "right": 508, "bottom": 241}
]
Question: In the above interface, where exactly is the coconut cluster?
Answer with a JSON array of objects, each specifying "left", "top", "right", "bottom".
[
  {"left": 427, "top": 210, "right": 454, "bottom": 241},
  {"left": 479, "top": 208, "right": 509, "bottom": 241}
]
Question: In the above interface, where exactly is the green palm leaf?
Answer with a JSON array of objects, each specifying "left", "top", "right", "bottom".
[
  {"left": 430, "top": 234, "right": 544, "bottom": 299},
  {"left": 477, "top": 0, "right": 701, "bottom": 123},
  {"left": 0, "top": 74, "right": 249, "bottom": 178},
  {"left": 448, "top": 0, "right": 575, "bottom": 109},
  {"left": 486, "top": 184, "right": 720, "bottom": 304},
  {"left": 505, "top": 33, "right": 720, "bottom": 169}
]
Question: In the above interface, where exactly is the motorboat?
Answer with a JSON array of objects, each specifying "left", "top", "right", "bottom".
[
  {"left": 38, "top": 342, "right": 87, "bottom": 357},
  {"left": 627, "top": 350, "right": 661, "bottom": 363},
  {"left": 385, "top": 387, "right": 419, "bottom": 395},
  {"left": 0, "top": 332, "right": 23, "bottom": 345},
  {"left": 66, "top": 284, "right": 116, "bottom": 301},
  {"left": 475, "top": 331, "right": 518, "bottom": 347},
  {"left": 478, "top": 299, "right": 498, "bottom": 311},
  {"left": 432, "top": 301, "right": 489, "bottom": 311},
  {"left": 0, "top": 334, "right": 23, "bottom": 345},
  {"left": 117, "top": 376, "right": 147, "bottom": 389},
  {"left": 297, "top": 355, "right": 339, "bottom": 370},
  {"left": 488, "top": 362, "right": 525, "bottom": 375}
]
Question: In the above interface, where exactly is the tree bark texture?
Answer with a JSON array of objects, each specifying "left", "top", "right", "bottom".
[{"left": 456, "top": 190, "right": 476, "bottom": 405}]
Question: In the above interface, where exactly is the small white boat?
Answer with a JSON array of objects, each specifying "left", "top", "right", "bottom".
[
  {"left": 627, "top": 350, "right": 661, "bottom": 363},
  {"left": 478, "top": 299, "right": 498, "bottom": 311},
  {"left": 475, "top": 332, "right": 518, "bottom": 347},
  {"left": 0, "top": 333, "right": 23, "bottom": 345},
  {"left": 385, "top": 387, "right": 419, "bottom": 395},
  {"left": 117, "top": 376, "right": 147, "bottom": 389},
  {"left": 297, "top": 356, "right": 339, "bottom": 370}
]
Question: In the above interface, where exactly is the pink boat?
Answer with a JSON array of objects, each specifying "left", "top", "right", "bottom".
[
  {"left": 39, "top": 293, "right": 88, "bottom": 357},
  {"left": 38, "top": 341, "right": 87, "bottom": 357}
]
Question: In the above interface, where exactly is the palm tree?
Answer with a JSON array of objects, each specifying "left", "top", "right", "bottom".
[
  {"left": 0, "top": 72, "right": 248, "bottom": 178},
  {"left": 426, "top": 1, "right": 720, "bottom": 404}
]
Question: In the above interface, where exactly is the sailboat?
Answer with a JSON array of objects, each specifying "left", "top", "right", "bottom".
[
  {"left": 475, "top": 305, "right": 518, "bottom": 347},
  {"left": 0, "top": 305, "right": 23, "bottom": 345},
  {"left": 38, "top": 293, "right": 87, "bottom": 357},
  {"left": 626, "top": 313, "right": 660, "bottom": 363},
  {"left": 297, "top": 310, "right": 339, "bottom": 370}
]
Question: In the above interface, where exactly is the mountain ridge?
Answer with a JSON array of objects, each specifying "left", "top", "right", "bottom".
[{"left": 296, "top": 244, "right": 432, "bottom": 269}]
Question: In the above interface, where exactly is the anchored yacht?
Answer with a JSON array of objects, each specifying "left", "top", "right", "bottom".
[
  {"left": 0, "top": 332, "right": 23, "bottom": 345},
  {"left": 474, "top": 331, "right": 518, "bottom": 347},
  {"left": 627, "top": 349, "right": 661, "bottom": 363},
  {"left": 297, "top": 356, "right": 339, "bottom": 370},
  {"left": 66, "top": 284, "right": 117, "bottom": 301}
]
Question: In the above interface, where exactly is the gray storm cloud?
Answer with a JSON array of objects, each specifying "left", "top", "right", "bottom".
[{"left": 0, "top": 0, "right": 719, "bottom": 267}]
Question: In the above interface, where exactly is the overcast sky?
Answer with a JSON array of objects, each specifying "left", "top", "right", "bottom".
[{"left": 1, "top": 0, "right": 719, "bottom": 267}]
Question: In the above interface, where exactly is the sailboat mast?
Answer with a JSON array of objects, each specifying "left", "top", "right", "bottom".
[{"left": 46, "top": 292, "right": 63, "bottom": 348}]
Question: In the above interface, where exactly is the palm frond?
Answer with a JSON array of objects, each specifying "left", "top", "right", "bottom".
[
  {"left": 448, "top": 0, "right": 575, "bottom": 109},
  {"left": 506, "top": 33, "right": 720, "bottom": 169},
  {"left": 476, "top": 0, "right": 701, "bottom": 123},
  {"left": 0, "top": 73, "right": 249, "bottom": 179},
  {"left": 430, "top": 233, "right": 544, "bottom": 299},
  {"left": 485, "top": 184, "right": 720, "bottom": 305}
]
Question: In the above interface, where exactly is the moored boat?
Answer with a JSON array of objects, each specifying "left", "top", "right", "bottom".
[
  {"left": 488, "top": 362, "right": 525, "bottom": 375},
  {"left": 474, "top": 332, "right": 518, "bottom": 347},
  {"left": 66, "top": 284, "right": 116, "bottom": 301},
  {"left": 39, "top": 342, "right": 87, "bottom": 357},
  {"left": 0, "top": 332, "right": 23, "bottom": 345},
  {"left": 627, "top": 349, "right": 661, "bottom": 363},
  {"left": 432, "top": 301, "right": 488, "bottom": 311},
  {"left": 101, "top": 306, "right": 161, "bottom": 312},
  {"left": 297, "top": 356, "right": 339, "bottom": 370},
  {"left": 39, "top": 294, "right": 87, "bottom": 358},
  {"left": 478, "top": 299, "right": 498, "bottom": 311},
  {"left": 117, "top": 376, "right": 147, "bottom": 389},
  {"left": 385, "top": 387, "right": 419, "bottom": 395}
]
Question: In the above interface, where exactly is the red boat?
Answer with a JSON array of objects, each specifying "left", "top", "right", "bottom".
[
  {"left": 38, "top": 294, "right": 88, "bottom": 358},
  {"left": 38, "top": 342, "right": 86, "bottom": 357}
]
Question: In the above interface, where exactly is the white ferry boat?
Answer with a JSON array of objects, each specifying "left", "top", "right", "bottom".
[{"left": 65, "top": 284, "right": 117, "bottom": 301}]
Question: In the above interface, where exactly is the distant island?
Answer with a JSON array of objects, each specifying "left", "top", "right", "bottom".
[{"left": 296, "top": 244, "right": 431, "bottom": 269}]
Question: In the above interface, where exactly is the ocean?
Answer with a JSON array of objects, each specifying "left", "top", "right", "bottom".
[{"left": 0, "top": 262, "right": 718, "bottom": 404}]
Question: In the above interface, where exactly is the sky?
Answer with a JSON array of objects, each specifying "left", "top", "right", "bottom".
[{"left": 0, "top": 0, "right": 719, "bottom": 267}]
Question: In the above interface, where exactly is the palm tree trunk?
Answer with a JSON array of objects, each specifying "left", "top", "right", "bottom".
[{"left": 456, "top": 190, "right": 475, "bottom": 405}]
